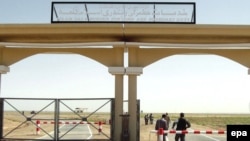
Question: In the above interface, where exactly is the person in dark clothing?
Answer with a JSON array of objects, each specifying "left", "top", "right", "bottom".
[
  {"left": 149, "top": 113, "right": 154, "bottom": 124},
  {"left": 155, "top": 114, "right": 167, "bottom": 141},
  {"left": 165, "top": 113, "right": 171, "bottom": 130},
  {"left": 144, "top": 114, "right": 149, "bottom": 125},
  {"left": 172, "top": 113, "right": 191, "bottom": 141}
]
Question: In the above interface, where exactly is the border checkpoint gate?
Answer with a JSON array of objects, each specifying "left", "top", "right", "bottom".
[
  {"left": 0, "top": 98, "right": 140, "bottom": 141},
  {"left": 3, "top": 1, "right": 250, "bottom": 141},
  {"left": 0, "top": 98, "right": 115, "bottom": 141},
  {"left": 0, "top": 2, "right": 198, "bottom": 141}
]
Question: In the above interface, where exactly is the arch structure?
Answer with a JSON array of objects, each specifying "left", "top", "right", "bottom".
[{"left": 1, "top": 24, "right": 250, "bottom": 141}]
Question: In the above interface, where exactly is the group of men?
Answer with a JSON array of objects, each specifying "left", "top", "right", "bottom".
[
  {"left": 155, "top": 112, "right": 191, "bottom": 141},
  {"left": 144, "top": 113, "right": 154, "bottom": 125}
]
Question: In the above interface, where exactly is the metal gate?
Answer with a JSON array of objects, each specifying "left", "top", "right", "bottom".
[{"left": 0, "top": 98, "right": 114, "bottom": 141}]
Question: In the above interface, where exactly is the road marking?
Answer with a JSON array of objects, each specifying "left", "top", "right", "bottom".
[{"left": 86, "top": 124, "right": 92, "bottom": 139}]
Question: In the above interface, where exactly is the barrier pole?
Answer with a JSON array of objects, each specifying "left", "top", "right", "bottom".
[
  {"left": 157, "top": 128, "right": 163, "bottom": 141},
  {"left": 150, "top": 129, "right": 227, "bottom": 134},
  {"left": 98, "top": 121, "right": 102, "bottom": 135},
  {"left": 36, "top": 120, "right": 40, "bottom": 135}
]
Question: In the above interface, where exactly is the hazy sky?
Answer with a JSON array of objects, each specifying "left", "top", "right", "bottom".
[{"left": 1, "top": 0, "right": 250, "bottom": 113}]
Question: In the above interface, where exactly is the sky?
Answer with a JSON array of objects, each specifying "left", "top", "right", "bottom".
[{"left": 1, "top": 0, "right": 250, "bottom": 113}]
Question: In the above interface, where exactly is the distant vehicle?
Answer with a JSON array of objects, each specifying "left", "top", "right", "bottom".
[
  {"left": 30, "top": 110, "right": 36, "bottom": 114},
  {"left": 75, "top": 107, "right": 88, "bottom": 113}
]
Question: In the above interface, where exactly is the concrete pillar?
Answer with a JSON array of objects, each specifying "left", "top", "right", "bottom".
[
  {"left": 0, "top": 65, "right": 10, "bottom": 95},
  {"left": 126, "top": 67, "right": 143, "bottom": 141},
  {"left": 0, "top": 65, "right": 9, "bottom": 139},
  {"left": 109, "top": 67, "right": 125, "bottom": 141}
]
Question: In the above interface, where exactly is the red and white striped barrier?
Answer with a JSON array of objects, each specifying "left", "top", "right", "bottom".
[
  {"left": 38, "top": 121, "right": 107, "bottom": 125},
  {"left": 150, "top": 129, "right": 226, "bottom": 141},
  {"left": 36, "top": 120, "right": 40, "bottom": 135},
  {"left": 151, "top": 129, "right": 227, "bottom": 134},
  {"left": 157, "top": 128, "right": 164, "bottom": 141},
  {"left": 170, "top": 130, "right": 226, "bottom": 134},
  {"left": 36, "top": 120, "right": 105, "bottom": 135},
  {"left": 98, "top": 121, "right": 102, "bottom": 135}
]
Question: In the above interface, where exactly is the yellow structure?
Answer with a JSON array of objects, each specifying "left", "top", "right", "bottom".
[{"left": 1, "top": 24, "right": 250, "bottom": 141}]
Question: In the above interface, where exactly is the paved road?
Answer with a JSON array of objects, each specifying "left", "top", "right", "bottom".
[
  {"left": 59, "top": 124, "right": 92, "bottom": 139},
  {"left": 150, "top": 128, "right": 226, "bottom": 141},
  {"left": 166, "top": 133, "right": 226, "bottom": 141},
  {"left": 40, "top": 124, "right": 92, "bottom": 140},
  {"left": 152, "top": 127, "right": 227, "bottom": 141}
]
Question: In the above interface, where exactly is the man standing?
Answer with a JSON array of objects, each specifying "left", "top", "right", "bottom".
[
  {"left": 149, "top": 113, "right": 154, "bottom": 124},
  {"left": 144, "top": 114, "right": 149, "bottom": 125},
  {"left": 155, "top": 114, "right": 168, "bottom": 141},
  {"left": 172, "top": 113, "right": 191, "bottom": 141},
  {"left": 165, "top": 113, "right": 171, "bottom": 130}
]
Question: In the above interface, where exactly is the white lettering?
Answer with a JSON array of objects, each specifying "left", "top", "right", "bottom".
[
  {"left": 231, "top": 131, "right": 236, "bottom": 137},
  {"left": 231, "top": 131, "right": 247, "bottom": 138},
  {"left": 242, "top": 131, "right": 247, "bottom": 136},
  {"left": 236, "top": 131, "right": 242, "bottom": 138}
]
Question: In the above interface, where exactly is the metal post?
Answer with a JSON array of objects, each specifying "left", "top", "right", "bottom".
[
  {"left": 137, "top": 100, "right": 140, "bottom": 141},
  {"left": 54, "top": 99, "right": 60, "bottom": 141},
  {"left": 0, "top": 98, "right": 4, "bottom": 139},
  {"left": 111, "top": 98, "right": 115, "bottom": 141}
]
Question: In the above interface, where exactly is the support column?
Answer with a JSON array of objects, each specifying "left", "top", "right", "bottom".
[
  {"left": 0, "top": 65, "right": 9, "bottom": 95},
  {"left": 0, "top": 65, "right": 9, "bottom": 139},
  {"left": 109, "top": 67, "right": 125, "bottom": 141},
  {"left": 126, "top": 67, "right": 143, "bottom": 141}
]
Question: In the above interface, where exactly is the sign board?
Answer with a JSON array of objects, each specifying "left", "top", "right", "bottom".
[{"left": 51, "top": 2, "right": 196, "bottom": 24}]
